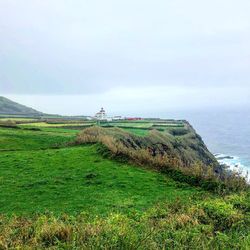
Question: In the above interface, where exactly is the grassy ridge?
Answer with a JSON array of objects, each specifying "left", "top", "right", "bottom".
[
  {"left": 76, "top": 126, "right": 248, "bottom": 193},
  {"left": 0, "top": 127, "right": 198, "bottom": 215},
  {"left": 0, "top": 96, "right": 42, "bottom": 115},
  {"left": 0, "top": 124, "right": 249, "bottom": 249}
]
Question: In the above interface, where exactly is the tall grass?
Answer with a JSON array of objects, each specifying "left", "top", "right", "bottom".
[
  {"left": 0, "top": 119, "right": 18, "bottom": 128},
  {"left": 75, "top": 127, "right": 248, "bottom": 193},
  {"left": 0, "top": 195, "right": 249, "bottom": 249}
]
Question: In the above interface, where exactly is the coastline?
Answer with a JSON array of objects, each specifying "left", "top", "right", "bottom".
[{"left": 215, "top": 153, "right": 250, "bottom": 183}]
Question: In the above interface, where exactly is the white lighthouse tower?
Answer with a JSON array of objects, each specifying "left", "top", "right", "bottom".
[{"left": 95, "top": 107, "right": 107, "bottom": 120}]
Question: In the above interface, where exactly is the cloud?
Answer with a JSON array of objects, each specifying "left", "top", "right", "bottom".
[
  {"left": 5, "top": 85, "right": 250, "bottom": 116},
  {"left": 0, "top": 0, "right": 250, "bottom": 95}
]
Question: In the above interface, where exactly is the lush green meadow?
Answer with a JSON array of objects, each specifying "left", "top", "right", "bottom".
[
  {"left": 122, "top": 127, "right": 149, "bottom": 136},
  {"left": 0, "top": 120, "right": 249, "bottom": 249},
  {"left": 0, "top": 127, "right": 76, "bottom": 151},
  {"left": 0, "top": 126, "right": 198, "bottom": 215}
]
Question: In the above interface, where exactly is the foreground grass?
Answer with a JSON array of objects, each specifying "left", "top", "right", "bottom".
[
  {"left": 0, "top": 144, "right": 198, "bottom": 215},
  {"left": 0, "top": 193, "right": 249, "bottom": 249},
  {"left": 0, "top": 125, "right": 249, "bottom": 249}
]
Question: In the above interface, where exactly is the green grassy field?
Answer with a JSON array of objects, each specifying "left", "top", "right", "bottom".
[
  {"left": 20, "top": 122, "right": 93, "bottom": 127},
  {"left": 0, "top": 122, "right": 249, "bottom": 249},
  {"left": 108, "top": 122, "right": 153, "bottom": 128},
  {"left": 122, "top": 127, "right": 149, "bottom": 136},
  {"left": 0, "top": 145, "right": 198, "bottom": 215},
  {"left": 0, "top": 117, "right": 37, "bottom": 122},
  {"left": 15, "top": 119, "right": 186, "bottom": 137},
  {"left": 0, "top": 127, "right": 198, "bottom": 215},
  {"left": 0, "top": 127, "right": 76, "bottom": 151}
]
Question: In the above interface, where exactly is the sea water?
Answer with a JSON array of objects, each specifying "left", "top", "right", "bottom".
[{"left": 162, "top": 107, "right": 250, "bottom": 181}]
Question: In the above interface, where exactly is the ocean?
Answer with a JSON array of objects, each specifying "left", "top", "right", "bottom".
[{"left": 162, "top": 107, "right": 250, "bottom": 180}]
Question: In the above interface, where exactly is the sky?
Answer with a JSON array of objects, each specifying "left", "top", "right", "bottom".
[{"left": 0, "top": 0, "right": 250, "bottom": 116}]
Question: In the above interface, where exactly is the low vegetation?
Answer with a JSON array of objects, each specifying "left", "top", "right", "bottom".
[
  {"left": 0, "top": 118, "right": 249, "bottom": 249},
  {"left": 76, "top": 126, "right": 248, "bottom": 193},
  {"left": 0, "top": 142, "right": 198, "bottom": 215},
  {"left": 0, "top": 119, "right": 18, "bottom": 128},
  {"left": 0, "top": 127, "right": 75, "bottom": 151},
  {"left": 0, "top": 193, "right": 249, "bottom": 249}
]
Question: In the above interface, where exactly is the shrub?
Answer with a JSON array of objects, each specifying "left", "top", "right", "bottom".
[
  {"left": 199, "top": 199, "right": 244, "bottom": 231},
  {"left": 0, "top": 120, "right": 19, "bottom": 128},
  {"left": 225, "top": 194, "right": 250, "bottom": 212},
  {"left": 168, "top": 128, "right": 189, "bottom": 136}
]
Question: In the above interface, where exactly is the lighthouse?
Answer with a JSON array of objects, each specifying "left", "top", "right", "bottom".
[{"left": 95, "top": 107, "right": 107, "bottom": 120}]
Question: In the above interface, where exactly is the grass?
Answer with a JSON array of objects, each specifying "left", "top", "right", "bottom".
[
  {"left": 0, "top": 193, "right": 249, "bottom": 249},
  {"left": 107, "top": 122, "right": 153, "bottom": 128},
  {"left": 20, "top": 122, "right": 93, "bottom": 127},
  {"left": 0, "top": 127, "right": 76, "bottom": 151},
  {"left": 0, "top": 122, "right": 249, "bottom": 249},
  {"left": 0, "top": 127, "right": 199, "bottom": 215},
  {"left": 122, "top": 127, "right": 149, "bottom": 136},
  {"left": 0, "top": 117, "right": 37, "bottom": 122},
  {"left": 76, "top": 126, "right": 220, "bottom": 177},
  {"left": 37, "top": 127, "right": 81, "bottom": 134}
]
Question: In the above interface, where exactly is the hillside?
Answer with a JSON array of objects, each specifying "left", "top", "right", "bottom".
[
  {"left": 0, "top": 96, "right": 42, "bottom": 116},
  {"left": 0, "top": 118, "right": 249, "bottom": 249},
  {"left": 76, "top": 125, "right": 247, "bottom": 191},
  {"left": 77, "top": 125, "right": 219, "bottom": 171}
]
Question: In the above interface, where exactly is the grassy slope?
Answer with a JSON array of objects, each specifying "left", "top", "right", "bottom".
[
  {"left": 0, "top": 127, "right": 76, "bottom": 151},
  {"left": 0, "top": 127, "right": 198, "bottom": 215},
  {"left": 122, "top": 127, "right": 149, "bottom": 136},
  {"left": 0, "top": 126, "right": 249, "bottom": 249},
  {"left": 0, "top": 96, "right": 41, "bottom": 115}
]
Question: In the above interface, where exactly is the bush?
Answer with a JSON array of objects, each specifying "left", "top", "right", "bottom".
[
  {"left": 168, "top": 128, "right": 189, "bottom": 136},
  {"left": 199, "top": 199, "right": 244, "bottom": 231},
  {"left": 0, "top": 120, "right": 19, "bottom": 128},
  {"left": 37, "top": 221, "right": 73, "bottom": 247}
]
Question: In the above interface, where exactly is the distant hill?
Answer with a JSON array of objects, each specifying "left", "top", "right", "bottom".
[{"left": 0, "top": 96, "right": 42, "bottom": 116}]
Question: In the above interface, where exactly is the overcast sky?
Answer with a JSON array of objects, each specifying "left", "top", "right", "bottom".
[{"left": 0, "top": 0, "right": 250, "bottom": 116}]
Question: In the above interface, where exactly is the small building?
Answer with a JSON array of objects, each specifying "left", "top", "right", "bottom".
[
  {"left": 112, "top": 116, "right": 123, "bottom": 121},
  {"left": 125, "top": 117, "right": 142, "bottom": 121},
  {"left": 95, "top": 107, "right": 107, "bottom": 120}
]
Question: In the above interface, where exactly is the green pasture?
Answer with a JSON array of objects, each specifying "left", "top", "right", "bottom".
[
  {"left": 122, "top": 127, "right": 149, "bottom": 136},
  {"left": 0, "top": 117, "right": 38, "bottom": 122},
  {"left": 0, "top": 127, "right": 198, "bottom": 215},
  {"left": 20, "top": 122, "right": 93, "bottom": 127},
  {"left": 108, "top": 122, "right": 153, "bottom": 128},
  {"left": 0, "top": 127, "right": 76, "bottom": 151}
]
